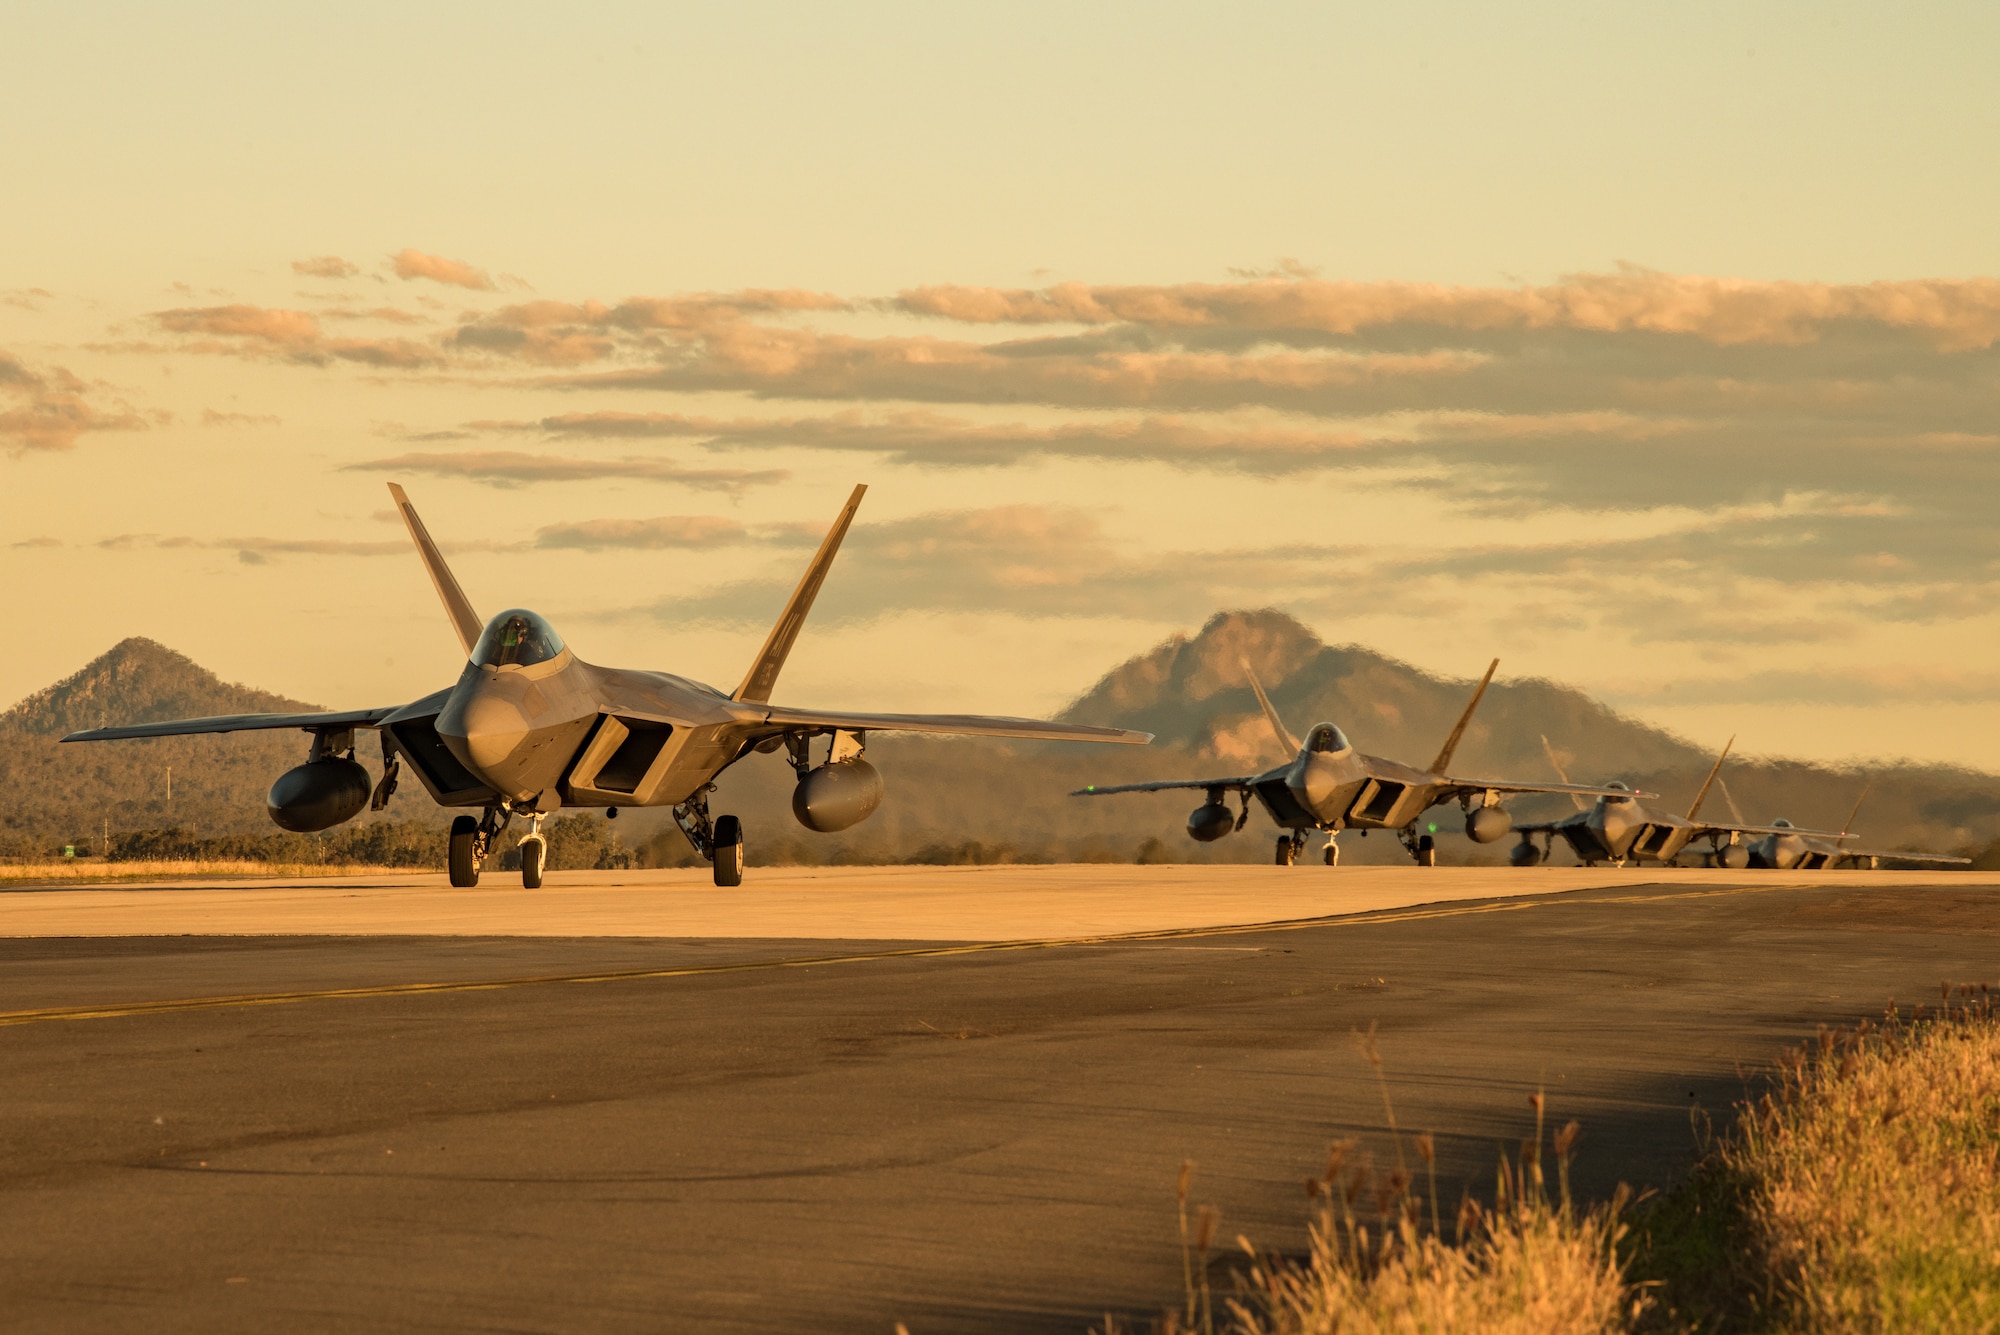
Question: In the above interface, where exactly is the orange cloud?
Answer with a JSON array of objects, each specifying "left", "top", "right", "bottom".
[
  {"left": 896, "top": 267, "right": 2000, "bottom": 350},
  {"left": 391, "top": 249, "right": 496, "bottom": 291},
  {"left": 151, "top": 304, "right": 443, "bottom": 368},
  {"left": 292, "top": 256, "right": 359, "bottom": 279},
  {"left": 344, "top": 449, "right": 787, "bottom": 491},
  {"left": 532, "top": 515, "right": 752, "bottom": 550},
  {"left": 0, "top": 349, "right": 146, "bottom": 452}
]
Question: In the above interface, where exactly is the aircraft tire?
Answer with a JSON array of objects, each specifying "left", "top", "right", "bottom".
[
  {"left": 714, "top": 815, "right": 745, "bottom": 887},
  {"left": 1276, "top": 835, "right": 1296, "bottom": 867},
  {"left": 448, "top": 815, "right": 480, "bottom": 888},
  {"left": 1415, "top": 834, "right": 1437, "bottom": 868},
  {"left": 520, "top": 837, "right": 544, "bottom": 890},
  {"left": 1323, "top": 840, "right": 1339, "bottom": 867}
]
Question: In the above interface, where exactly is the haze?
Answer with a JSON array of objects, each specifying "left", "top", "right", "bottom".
[{"left": 3, "top": 0, "right": 1997, "bottom": 767}]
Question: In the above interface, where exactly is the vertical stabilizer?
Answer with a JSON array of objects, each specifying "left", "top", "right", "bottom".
[
  {"left": 1841, "top": 779, "right": 1874, "bottom": 835},
  {"left": 734, "top": 484, "right": 867, "bottom": 703},
  {"left": 387, "top": 483, "right": 483, "bottom": 656},
  {"left": 1429, "top": 659, "right": 1499, "bottom": 775},
  {"left": 1240, "top": 658, "right": 1301, "bottom": 755},
  {"left": 1685, "top": 735, "right": 1736, "bottom": 821},
  {"left": 1716, "top": 776, "right": 1748, "bottom": 826},
  {"left": 1541, "top": 734, "right": 1589, "bottom": 812}
]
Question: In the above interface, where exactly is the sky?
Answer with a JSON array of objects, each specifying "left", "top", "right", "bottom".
[{"left": 3, "top": 1, "right": 1998, "bottom": 767}]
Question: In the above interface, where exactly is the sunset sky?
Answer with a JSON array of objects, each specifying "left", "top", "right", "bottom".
[{"left": 4, "top": 2, "right": 1998, "bottom": 767}]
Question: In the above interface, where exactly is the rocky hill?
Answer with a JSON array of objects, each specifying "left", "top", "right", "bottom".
[
  {"left": 5, "top": 617, "right": 1997, "bottom": 866},
  {"left": 0, "top": 639, "right": 413, "bottom": 857}
]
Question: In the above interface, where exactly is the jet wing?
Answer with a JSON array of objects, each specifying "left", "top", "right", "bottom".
[
  {"left": 1444, "top": 778, "right": 1659, "bottom": 800},
  {"left": 1691, "top": 820, "right": 1854, "bottom": 840},
  {"left": 62, "top": 706, "right": 405, "bottom": 743},
  {"left": 1839, "top": 847, "right": 1972, "bottom": 866},
  {"left": 1071, "top": 776, "right": 1257, "bottom": 797},
  {"left": 752, "top": 705, "right": 1150, "bottom": 745}
]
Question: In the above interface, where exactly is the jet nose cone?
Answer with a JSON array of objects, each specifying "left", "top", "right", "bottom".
[{"left": 438, "top": 691, "right": 530, "bottom": 778}]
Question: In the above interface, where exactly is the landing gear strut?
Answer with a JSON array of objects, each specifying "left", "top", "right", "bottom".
[{"left": 675, "top": 787, "right": 746, "bottom": 887}]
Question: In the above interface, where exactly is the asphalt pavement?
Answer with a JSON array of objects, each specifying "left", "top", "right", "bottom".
[{"left": 2, "top": 873, "right": 1996, "bottom": 1334}]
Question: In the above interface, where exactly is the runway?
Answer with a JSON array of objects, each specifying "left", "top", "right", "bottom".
[{"left": 2, "top": 867, "right": 1997, "bottom": 1333}]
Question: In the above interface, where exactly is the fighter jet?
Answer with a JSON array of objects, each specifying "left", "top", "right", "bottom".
[
  {"left": 1720, "top": 780, "right": 1972, "bottom": 870},
  {"left": 1070, "top": 659, "right": 1642, "bottom": 865},
  {"left": 1508, "top": 736, "right": 1847, "bottom": 868},
  {"left": 62, "top": 484, "right": 1149, "bottom": 887}
]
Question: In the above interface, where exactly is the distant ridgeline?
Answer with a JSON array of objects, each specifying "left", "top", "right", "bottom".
[{"left": 5, "top": 617, "right": 1999, "bottom": 867}]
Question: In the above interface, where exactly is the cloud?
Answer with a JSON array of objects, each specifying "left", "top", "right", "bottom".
[
  {"left": 2, "top": 288, "right": 53, "bottom": 311},
  {"left": 893, "top": 267, "right": 2000, "bottom": 350},
  {"left": 293, "top": 256, "right": 359, "bottom": 279},
  {"left": 391, "top": 249, "right": 496, "bottom": 291},
  {"left": 447, "top": 290, "right": 853, "bottom": 365},
  {"left": 0, "top": 349, "right": 147, "bottom": 452},
  {"left": 532, "top": 515, "right": 756, "bottom": 550},
  {"left": 344, "top": 449, "right": 788, "bottom": 492},
  {"left": 463, "top": 405, "right": 1677, "bottom": 473},
  {"left": 201, "top": 408, "right": 281, "bottom": 427},
  {"left": 151, "top": 304, "right": 444, "bottom": 368},
  {"left": 1611, "top": 667, "right": 2000, "bottom": 709}
]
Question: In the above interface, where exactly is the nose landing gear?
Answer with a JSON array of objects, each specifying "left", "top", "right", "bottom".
[{"left": 518, "top": 811, "right": 547, "bottom": 889}]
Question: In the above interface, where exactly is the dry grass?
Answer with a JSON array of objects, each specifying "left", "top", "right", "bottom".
[
  {"left": 1092, "top": 1001, "right": 2000, "bottom": 1335},
  {"left": 0, "top": 859, "right": 430, "bottom": 883},
  {"left": 1705, "top": 988, "right": 2000, "bottom": 1333},
  {"left": 1105, "top": 1036, "right": 1648, "bottom": 1335}
]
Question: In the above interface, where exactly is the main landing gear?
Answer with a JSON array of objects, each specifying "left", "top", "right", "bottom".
[
  {"left": 1397, "top": 827, "right": 1437, "bottom": 867},
  {"left": 675, "top": 787, "right": 746, "bottom": 887},
  {"left": 448, "top": 805, "right": 512, "bottom": 888}
]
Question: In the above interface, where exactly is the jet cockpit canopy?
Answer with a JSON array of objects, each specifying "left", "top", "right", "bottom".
[
  {"left": 472, "top": 609, "right": 566, "bottom": 668},
  {"left": 1304, "top": 723, "right": 1352, "bottom": 754}
]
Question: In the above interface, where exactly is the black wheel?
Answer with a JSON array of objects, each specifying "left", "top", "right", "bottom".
[
  {"left": 713, "top": 814, "right": 744, "bottom": 887},
  {"left": 521, "top": 837, "right": 544, "bottom": 889},
  {"left": 1416, "top": 834, "right": 1437, "bottom": 868},
  {"left": 1276, "top": 835, "right": 1296, "bottom": 867},
  {"left": 448, "top": 815, "right": 480, "bottom": 887},
  {"left": 1323, "top": 840, "right": 1340, "bottom": 866}
]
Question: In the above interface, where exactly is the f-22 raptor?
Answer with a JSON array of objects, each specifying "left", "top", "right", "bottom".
[
  {"left": 1714, "top": 781, "right": 1973, "bottom": 870},
  {"left": 1072, "top": 660, "right": 1641, "bottom": 866},
  {"left": 1509, "top": 736, "right": 1846, "bottom": 869},
  {"left": 63, "top": 484, "right": 1149, "bottom": 887}
]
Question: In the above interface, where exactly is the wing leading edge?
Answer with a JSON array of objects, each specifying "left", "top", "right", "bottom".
[
  {"left": 62, "top": 706, "right": 404, "bottom": 743},
  {"left": 752, "top": 704, "right": 1150, "bottom": 745}
]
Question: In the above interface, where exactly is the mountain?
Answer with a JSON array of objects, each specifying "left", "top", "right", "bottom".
[
  {"left": 0, "top": 639, "right": 409, "bottom": 858},
  {"left": 3, "top": 638, "right": 312, "bottom": 736},
  {"left": 5, "top": 618, "right": 1997, "bottom": 866}
]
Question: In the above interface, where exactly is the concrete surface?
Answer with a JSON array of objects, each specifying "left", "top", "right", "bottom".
[{"left": 1, "top": 862, "right": 1986, "bottom": 939}]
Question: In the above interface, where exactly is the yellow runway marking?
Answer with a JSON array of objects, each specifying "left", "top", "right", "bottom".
[{"left": 0, "top": 882, "right": 1793, "bottom": 1029}]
